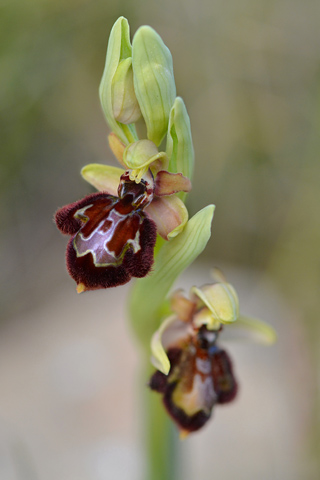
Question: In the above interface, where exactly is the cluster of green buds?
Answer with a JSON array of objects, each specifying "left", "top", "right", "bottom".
[
  {"left": 99, "top": 16, "right": 193, "bottom": 178},
  {"left": 54, "top": 17, "right": 276, "bottom": 437}
]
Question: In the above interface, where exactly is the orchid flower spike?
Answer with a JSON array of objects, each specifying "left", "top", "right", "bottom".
[{"left": 54, "top": 17, "right": 195, "bottom": 293}]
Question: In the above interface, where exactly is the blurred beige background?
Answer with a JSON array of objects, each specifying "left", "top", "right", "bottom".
[{"left": 1, "top": 0, "right": 319, "bottom": 478}]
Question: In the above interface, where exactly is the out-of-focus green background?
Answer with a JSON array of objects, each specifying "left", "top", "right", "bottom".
[{"left": 1, "top": 0, "right": 319, "bottom": 479}]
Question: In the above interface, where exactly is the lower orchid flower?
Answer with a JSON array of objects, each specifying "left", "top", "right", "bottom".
[{"left": 149, "top": 276, "right": 276, "bottom": 435}]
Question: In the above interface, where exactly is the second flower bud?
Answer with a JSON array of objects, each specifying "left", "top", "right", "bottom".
[{"left": 112, "top": 58, "right": 142, "bottom": 124}]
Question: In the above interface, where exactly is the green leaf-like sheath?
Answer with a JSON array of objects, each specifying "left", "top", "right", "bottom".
[
  {"left": 129, "top": 205, "right": 215, "bottom": 346},
  {"left": 166, "top": 97, "right": 194, "bottom": 184},
  {"left": 132, "top": 26, "right": 176, "bottom": 146}
]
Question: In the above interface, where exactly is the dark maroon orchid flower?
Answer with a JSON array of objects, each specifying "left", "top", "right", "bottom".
[
  {"left": 150, "top": 325, "right": 237, "bottom": 435},
  {"left": 55, "top": 172, "right": 157, "bottom": 292},
  {"left": 149, "top": 283, "right": 239, "bottom": 435}
]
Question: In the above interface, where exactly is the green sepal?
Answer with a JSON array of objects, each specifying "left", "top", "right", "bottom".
[
  {"left": 132, "top": 26, "right": 176, "bottom": 146},
  {"left": 166, "top": 97, "right": 194, "bottom": 202},
  {"left": 129, "top": 205, "right": 215, "bottom": 347},
  {"left": 229, "top": 315, "right": 277, "bottom": 345},
  {"left": 150, "top": 315, "right": 177, "bottom": 375},
  {"left": 99, "top": 17, "right": 138, "bottom": 144},
  {"left": 145, "top": 195, "right": 189, "bottom": 240},
  {"left": 81, "top": 164, "right": 124, "bottom": 195}
]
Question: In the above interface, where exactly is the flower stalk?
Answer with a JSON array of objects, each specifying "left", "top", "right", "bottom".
[{"left": 143, "top": 361, "right": 180, "bottom": 480}]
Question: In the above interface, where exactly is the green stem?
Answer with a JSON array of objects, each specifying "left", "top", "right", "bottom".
[
  {"left": 128, "top": 207, "right": 214, "bottom": 478},
  {"left": 143, "top": 362, "right": 180, "bottom": 480}
]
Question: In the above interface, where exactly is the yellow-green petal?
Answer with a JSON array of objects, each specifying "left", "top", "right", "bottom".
[
  {"left": 192, "top": 282, "right": 239, "bottom": 326},
  {"left": 132, "top": 26, "right": 176, "bottom": 146},
  {"left": 81, "top": 164, "right": 125, "bottom": 194},
  {"left": 234, "top": 316, "right": 277, "bottom": 345},
  {"left": 150, "top": 315, "right": 177, "bottom": 375}
]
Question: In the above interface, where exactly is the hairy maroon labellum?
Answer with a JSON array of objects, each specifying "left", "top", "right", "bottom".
[
  {"left": 55, "top": 173, "right": 157, "bottom": 291},
  {"left": 149, "top": 326, "right": 238, "bottom": 433}
]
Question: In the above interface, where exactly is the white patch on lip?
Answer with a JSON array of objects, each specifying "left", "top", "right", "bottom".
[
  {"left": 204, "top": 331, "right": 217, "bottom": 344},
  {"left": 74, "top": 208, "right": 142, "bottom": 266},
  {"left": 174, "top": 373, "right": 217, "bottom": 416},
  {"left": 196, "top": 357, "right": 211, "bottom": 374}
]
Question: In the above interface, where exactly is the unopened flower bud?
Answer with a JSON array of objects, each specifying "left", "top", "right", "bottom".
[
  {"left": 132, "top": 26, "right": 176, "bottom": 146},
  {"left": 112, "top": 57, "right": 141, "bottom": 124},
  {"left": 99, "top": 16, "right": 138, "bottom": 144}
]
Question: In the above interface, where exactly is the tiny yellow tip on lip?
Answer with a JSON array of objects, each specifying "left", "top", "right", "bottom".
[
  {"left": 76, "top": 283, "right": 86, "bottom": 294},
  {"left": 179, "top": 429, "right": 190, "bottom": 440}
]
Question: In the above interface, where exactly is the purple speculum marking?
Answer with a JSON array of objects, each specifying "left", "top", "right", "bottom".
[{"left": 73, "top": 198, "right": 143, "bottom": 266}]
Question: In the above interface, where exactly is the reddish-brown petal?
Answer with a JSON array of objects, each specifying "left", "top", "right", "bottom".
[
  {"left": 154, "top": 171, "right": 191, "bottom": 196},
  {"left": 170, "top": 290, "right": 195, "bottom": 322}
]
